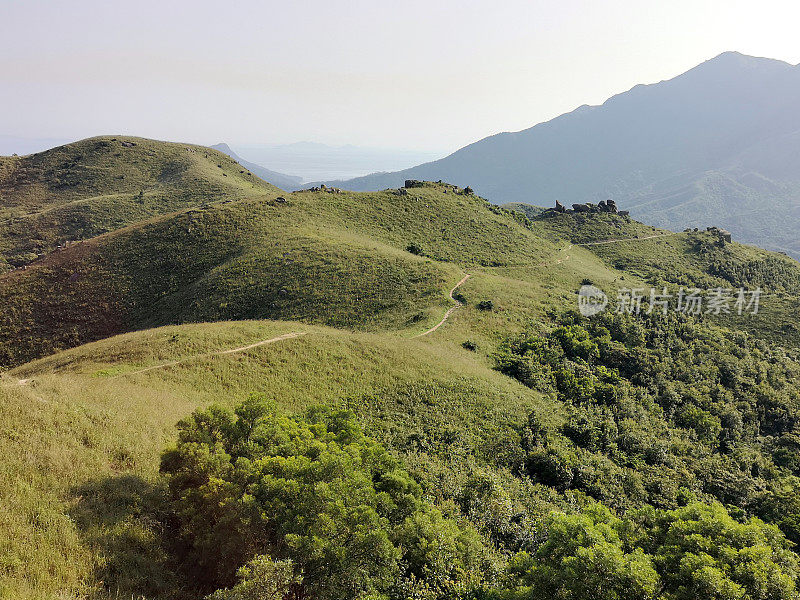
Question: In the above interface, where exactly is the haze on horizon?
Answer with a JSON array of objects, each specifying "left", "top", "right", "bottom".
[{"left": 2, "top": 0, "right": 800, "bottom": 155}]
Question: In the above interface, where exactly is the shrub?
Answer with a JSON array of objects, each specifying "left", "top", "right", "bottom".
[
  {"left": 477, "top": 300, "right": 494, "bottom": 311},
  {"left": 160, "top": 396, "right": 492, "bottom": 598},
  {"left": 493, "top": 501, "right": 799, "bottom": 600}
]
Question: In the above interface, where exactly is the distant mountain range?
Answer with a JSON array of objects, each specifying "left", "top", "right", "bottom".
[
  {"left": 210, "top": 143, "right": 303, "bottom": 190},
  {"left": 323, "top": 52, "right": 800, "bottom": 258}
]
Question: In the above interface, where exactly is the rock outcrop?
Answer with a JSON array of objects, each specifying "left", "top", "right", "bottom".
[
  {"left": 541, "top": 199, "right": 626, "bottom": 217},
  {"left": 707, "top": 226, "right": 732, "bottom": 243}
]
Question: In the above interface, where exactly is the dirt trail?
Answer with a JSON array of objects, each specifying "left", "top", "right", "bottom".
[
  {"left": 109, "top": 331, "right": 308, "bottom": 378},
  {"left": 538, "top": 244, "right": 572, "bottom": 267},
  {"left": 414, "top": 274, "right": 471, "bottom": 338},
  {"left": 579, "top": 232, "right": 677, "bottom": 246}
]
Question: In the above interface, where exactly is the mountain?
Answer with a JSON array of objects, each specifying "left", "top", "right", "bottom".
[
  {"left": 6, "top": 139, "right": 800, "bottom": 599},
  {"left": 325, "top": 52, "right": 800, "bottom": 258},
  {"left": 210, "top": 142, "right": 303, "bottom": 190}
]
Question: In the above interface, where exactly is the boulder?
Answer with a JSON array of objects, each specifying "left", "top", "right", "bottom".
[
  {"left": 572, "top": 203, "right": 590, "bottom": 212},
  {"left": 555, "top": 200, "right": 566, "bottom": 213}
]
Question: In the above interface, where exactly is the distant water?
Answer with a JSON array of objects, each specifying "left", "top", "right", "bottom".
[
  {"left": 233, "top": 142, "right": 445, "bottom": 183},
  {"left": 0, "top": 136, "right": 70, "bottom": 156}
]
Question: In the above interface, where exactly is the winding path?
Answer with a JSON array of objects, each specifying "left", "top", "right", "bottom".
[
  {"left": 579, "top": 232, "right": 677, "bottom": 246},
  {"left": 111, "top": 331, "right": 308, "bottom": 378},
  {"left": 414, "top": 274, "right": 471, "bottom": 338}
]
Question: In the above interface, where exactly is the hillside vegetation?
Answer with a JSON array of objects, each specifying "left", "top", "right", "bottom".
[
  {"left": 5, "top": 139, "right": 800, "bottom": 599},
  {"left": 0, "top": 136, "right": 280, "bottom": 271},
  {"left": 0, "top": 179, "right": 565, "bottom": 367}
]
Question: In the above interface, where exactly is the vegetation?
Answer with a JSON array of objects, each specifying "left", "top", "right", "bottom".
[
  {"left": 0, "top": 136, "right": 280, "bottom": 272},
  {"left": 162, "top": 398, "right": 494, "bottom": 599},
  {"left": 0, "top": 178, "right": 562, "bottom": 367},
  {"left": 4, "top": 138, "right": 800, "bottom": 599},
  {"left": 494, "top": 501, "right": 798, "bottom": 600}
]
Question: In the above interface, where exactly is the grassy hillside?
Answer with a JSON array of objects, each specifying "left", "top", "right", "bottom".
[
  {"left": 527, "top": 210, "right": 800, "bottom": 345},
  {"left": 5, "top": 155, "right": 800, "bottom": 599},
  {"left": 0, "top": 320, "right": 557, "bottom": 599},
  {"left": 0, "top": 136, "right": 280, "bottom": 272},
  {"left": 0, "top": 180, "right": 567, "bottom": 367}
]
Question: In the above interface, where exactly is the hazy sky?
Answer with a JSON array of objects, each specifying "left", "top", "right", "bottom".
[{"left": 2, "top": 0, "right": 800, "bottom": 153}]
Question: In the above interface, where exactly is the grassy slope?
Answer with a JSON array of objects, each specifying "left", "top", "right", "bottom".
[
  {"left": 0, "top": 183, "right": 566, "bottom": 367},
  {"left": 0, "top": 179, "right": 637, "bottom": 598},
  {"left": 0, "top": 136, "right": 280, "bottom": 271},
  {"left": 0, "top": 321, "right": 558, "bottom": 599},
  {"left": 4, "top": 160, "right": 800, "bottom": 598},
  {"left": 530, "top": 211, "right": 800, "bottom": 345}
]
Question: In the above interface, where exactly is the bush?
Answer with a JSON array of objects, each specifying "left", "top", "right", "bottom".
[
  {"left": 160, "top": 396, "right": 492, "bottom": 599},
  {"left": 493, "top": 501, "right": 799, "bottom": 600},
  {"left": 406, "top": 243, "right": 423, "bottom": 255},
  {"left": 462, "top": 340, "right": 477, "bottom": 351},
  {"left": 207, "top": 556, "right": 298, "bottom": 600},
  {"left": 477, "top": 300, "right": 494, "bottom": 311}
]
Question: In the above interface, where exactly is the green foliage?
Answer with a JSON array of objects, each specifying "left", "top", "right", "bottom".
[
  {"left": 207, "top": 555, "right": 299, "bottom": 600},
  {"left": 494, "top": 501, "right": 798, "bottom": 600},
  {"left": 494, "top": 311, "right": 800, "bottom": 517},
  {"left": 630, "top": 502, "right": 798, "bottom": 600},
  {"left": 160, "top": 396, "right": 493, "bottom": 599},
  {"left": 407, "top": 242, "right": 424, "bottom": 255}
]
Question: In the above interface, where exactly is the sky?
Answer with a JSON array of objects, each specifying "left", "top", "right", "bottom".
[{"left": 2, "top": 0, "right": 800, "bottom": 154}]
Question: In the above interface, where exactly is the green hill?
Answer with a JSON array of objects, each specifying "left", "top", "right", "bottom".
[
  {"left": 527, "top": 210, "right": 800, "bottom": 344},
  {"left": 5, "top": 140, "right": 800, "bottom": 599},
  {"left": 0, "top": 177, "right": 567, "bottom": 367},
  {"left": 0, "top": 136, "right": 280, "bottom": 272}
]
